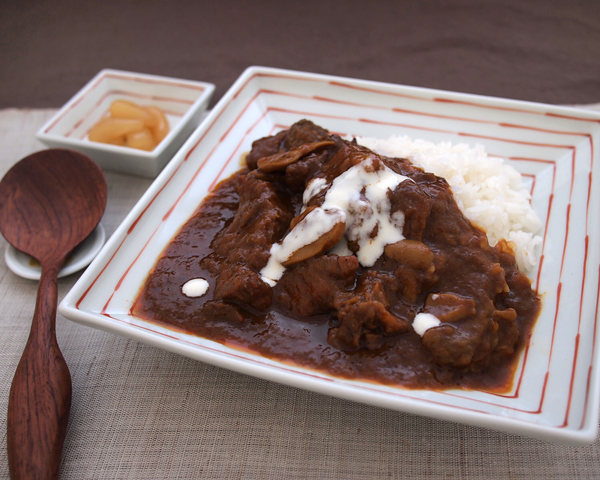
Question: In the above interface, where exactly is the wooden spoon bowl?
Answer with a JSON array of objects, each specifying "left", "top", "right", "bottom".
[{"left": 0, "top": 149, "right": 107, "bottom": 480}]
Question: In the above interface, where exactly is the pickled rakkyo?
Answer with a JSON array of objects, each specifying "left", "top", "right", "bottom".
[{"left": 88, "top": 100, "right": 170, "bottom": 150}]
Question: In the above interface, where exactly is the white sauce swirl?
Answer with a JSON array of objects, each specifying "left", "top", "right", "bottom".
[
  {"left": 318, "top": 158, "right": 410, "bottom": 267},
  {"left": 181, "top": 278, "right": 209, "bottom": 298},
  {"left": 261, "top": 207, "right": 346, "bottom": 286},
  {"left": 260, "top": 157, "right": 411, "bottom": 285},
  {"left": 412, "top": 312, "right": 442, "bottom": 337}
]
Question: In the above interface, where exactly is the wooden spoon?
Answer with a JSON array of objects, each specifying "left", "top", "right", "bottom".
[{"left": 0, "top": 149, "right": 107, "bottom": 480}]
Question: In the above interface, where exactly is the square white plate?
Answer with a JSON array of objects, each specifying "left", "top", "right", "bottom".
[
  {"left": 36, "top": 69, "right": 215, "bottom": 178},
  {"left": 59, "top": 66, "right": 600, "bottom": 444}
]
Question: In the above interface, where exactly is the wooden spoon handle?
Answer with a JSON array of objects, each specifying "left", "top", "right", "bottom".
[{"left": 7, "top": 265, "right": 72, "bottom": 480}]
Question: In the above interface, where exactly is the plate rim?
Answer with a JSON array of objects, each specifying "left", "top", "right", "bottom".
[{"left": 59, "top": 65, "right": 600, "bottom": 445}]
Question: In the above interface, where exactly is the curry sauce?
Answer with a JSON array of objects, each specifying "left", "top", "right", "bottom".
[{"left": 132, "top": 120, "right": 541, "bottom": 391}]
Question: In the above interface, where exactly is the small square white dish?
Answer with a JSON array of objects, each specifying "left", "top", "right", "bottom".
[
  {"left": 36, "top": 69, "right": 215, "bottom": 178},
  {"left": 59, "top": 66, "right": 600, "bottom": 444}
]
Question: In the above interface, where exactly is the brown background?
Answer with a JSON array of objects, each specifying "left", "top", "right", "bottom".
[{"left": 1, "top": 0, "right": 599, "bottom": 109}]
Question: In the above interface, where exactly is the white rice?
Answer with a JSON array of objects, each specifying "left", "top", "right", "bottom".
[{"left": 355, "top": 135, "right": 542, "bottom": 272}]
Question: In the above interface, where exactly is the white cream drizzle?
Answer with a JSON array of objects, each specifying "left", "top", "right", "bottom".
[
  {"left": 412, "top": 312, "right": 442, "bottom": 337},
  {"left": 319, "top": 158, "right": 411, "bottom": 266},
  {"left": 260, "top": 207, "right": 346, "bottom": 286},
  {"left": 260, "top": 157, "right": 412, "bottom": 285},
  {"left": 181, "top": 278, "right": 209, "bottom": 298},
  {"left": 302, "top": 177, "right": 327, "bottom": 204}
]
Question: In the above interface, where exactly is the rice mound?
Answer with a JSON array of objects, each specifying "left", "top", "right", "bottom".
[{"left": 356, "top": 135, "right": 542, "bottom": 272}]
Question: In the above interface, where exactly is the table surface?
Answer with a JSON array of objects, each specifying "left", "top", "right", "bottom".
[{"left": 2, "top": 1, "right": 600, "bottom": 478}]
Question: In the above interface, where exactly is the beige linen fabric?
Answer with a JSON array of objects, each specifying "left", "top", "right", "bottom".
[{"left": 1, "top": 107, "right": 600, "bottom": 479}]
